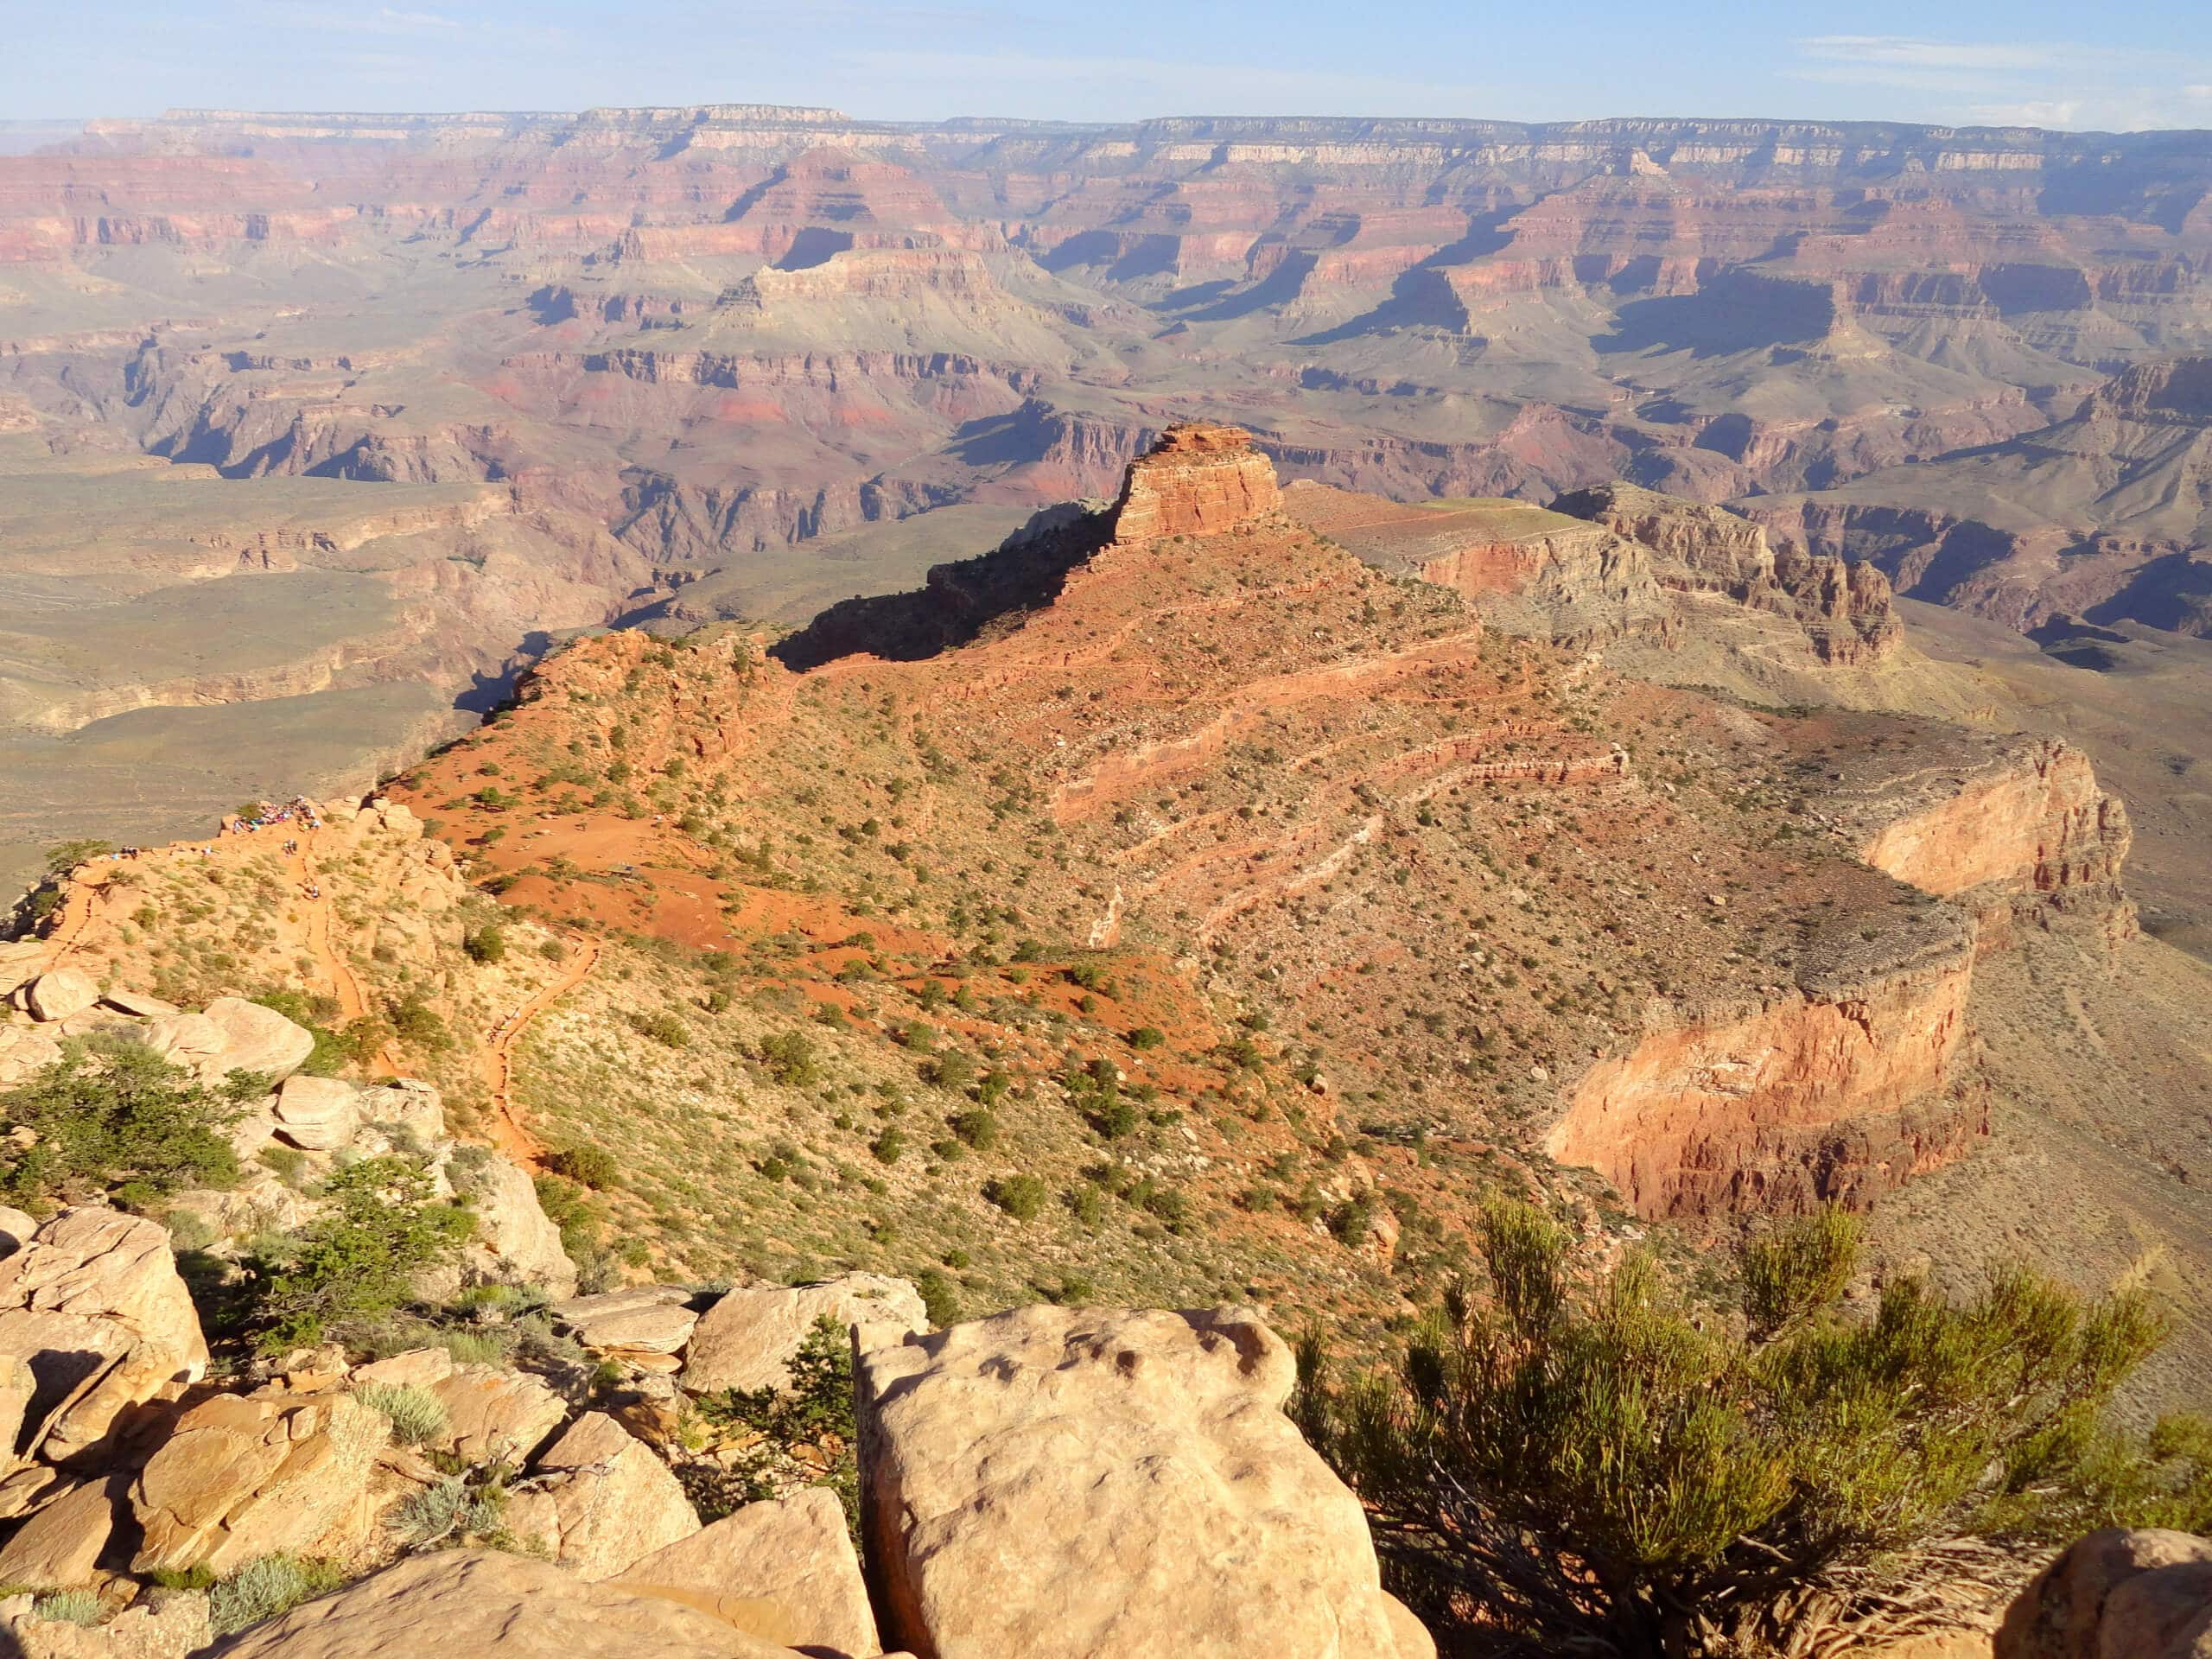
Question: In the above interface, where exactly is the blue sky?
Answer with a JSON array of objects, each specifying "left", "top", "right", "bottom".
[{"left": 4, "top": 0, "right": 2210, "bottom": 130}]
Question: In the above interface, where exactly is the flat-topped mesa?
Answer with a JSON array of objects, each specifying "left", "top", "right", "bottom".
[
  {"left": 1106, "top": 423, "right": 1284, "bottom": 543},
  {"left": 1554, "top": 480, "right": 1900, "bottom": 664}
]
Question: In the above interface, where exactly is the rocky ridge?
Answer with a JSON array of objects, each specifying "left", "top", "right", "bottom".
[{"left": 0, "top": 425, "right": 2196, "bottom": 1656}]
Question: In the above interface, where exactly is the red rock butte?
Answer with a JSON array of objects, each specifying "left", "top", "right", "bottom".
[{"left": 1108, "top": 423, "right": 1285, "bottom": 543}]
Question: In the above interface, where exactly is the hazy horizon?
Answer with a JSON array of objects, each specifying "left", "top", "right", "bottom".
[{"left": 6, "top": 1, "right": 2211, "bottom": 135}]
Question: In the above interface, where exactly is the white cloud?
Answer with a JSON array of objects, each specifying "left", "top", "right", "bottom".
[{"left": 1786, "top": 34, "right": 2212, "bottom": 130}]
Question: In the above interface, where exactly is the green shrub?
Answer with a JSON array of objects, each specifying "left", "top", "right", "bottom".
[
  {"left": 389, "top": 999, "right": 452, "bottom": 1054},
  {"left": 0, "top": 1035, "right": 245, "bottom": 1207},
  {"left": 251, "top": 990, "right": 372, "bottom": 1077},
  {"left": 257, "top": 1145, "right": 310, "bottom": 1188},
  {"left": 949, "top": 1108, "right": 999, "bottom": 1150},
  {"left": 356, "top": 1382, "right": 448, "bottom": 1447},
  {"left": 532, "top": 1174, "right": 607, "bottom": 1284},
  {"left": 870, "top": 1128, "right": 906, "bottom": 1166},
  {"left": 1128, "top": 1026, "right": 1166, "bottom": 1050},
  {"left": 985, "top": 1174, "right": 1047, "bottom": 1221},
  {"left": 1740, "top": 1206, "right": 1859, "bottom": 1338},
  {"left": 462, "top": 925, "right": 507, "bottom": 964},
  {"left": 1306, "top": 1204, "right": 2212, "bottom": 1657},
  {"left": 30, "top": 1589, "right": 101, "bottom": 1626},
  {"left": 391, "top": 1472, "right": 510, "bottom": 1548},
  {"left": 924, "top": 1050, "right": 976, "bottom": 1093},
  {"left": 209, "top": 1554, "right": 344, "bottom": 1637},
  {"left": 242, "top": 1157, "right": 474, "bottom": 1352},
  {"left": 630, "top": 1009, "right": 690, "bottom": 1048},
  {"left": 542, "top": 1142, "right": 620, "bottom": 1189},
  {"left": 915, "top": 1267, "right": 960, "bottom": 1327},
  {"left": 696, "top": 1314, "right": 859, "bottom": 1535},
  {"left": 760, "top": 1031, "right": 819, "bottom": 1087}
]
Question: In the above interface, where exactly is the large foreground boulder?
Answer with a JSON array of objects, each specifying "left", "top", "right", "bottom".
[
  {"left": 0, "top": 1209, "right": 209, "bottom": 1465},
  {"left": 855, "top": 1305, "right": 1433, "bottom": 1658},
  {"left": 1998, "top": 1527, "right": 2212, "bottom": 1659},
  {"left": 25, "top": 970, "right": 99, "bottom": 1025},
  {"left": 504, "top": 1411, "right": 699, "bottom": 1580},
  {"left": 270, "top": 1075, "right": 361, "bottom": 1151},
  {"left": 683, "top": 1275, "right": 925, "bottom": 1395},
  {"left": 213, "top": 1549, "right": 801, "bottom": 1659},
  {"left": 618, "top": 1488, "right": 879, "bottom": 1659},
  {"left": 130, "top": 1390, "right": 387, "bottom": 1573}
]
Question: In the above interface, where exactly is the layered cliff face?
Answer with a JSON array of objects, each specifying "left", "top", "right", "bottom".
[
  {"left": 1750, "top": 356, "right": 2212, "bottom": 639},
  {"left": 1553, "top": 482, "right": 1901, "bottom": 665},
  {"left": 1547, "top": 951, "right": 1980, "bottom": 1219},
  {"left": 1821, "top": 728, "right": 2136, "bottom": 944},
  {"left": 1281, "top": 482, "right": 1667, "bottom": 644},
  {"left": 1106, "top": 422, "right": 1283, "bottom": 542}
]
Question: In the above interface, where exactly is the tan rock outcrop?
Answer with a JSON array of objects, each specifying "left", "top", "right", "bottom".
[
  {"left": 856, "top": 1305, "right": 1431, "bottom": 1659},
  {"left": 357, "top": 1077, "right": 447, "bottom": 1143},
  {"left": 553, "top": 1287, "right": 699, "bottom": 1357},
  {"left": 214, "top": 1548, "right": 797, "bottom": 1659},
  {"left": 129, "top": 1389, "right": 387, "bottom": 1573},
  {"left": 683, "top": 1275, "right": 925, "bottom": 1395},
  {"left": 0, "top": 1205, "right": 37, "bottom": 1256},
  {"left": 271, "top": 1075, "right": 360, "bottom": 1151},
  {"left": 197, "top": 997, "right": 315, "bottom": 1083},
  {"left": 0, "top": 1023, "right": 65, "bottom": 1087},
  {"left": 352, "top": 1347, "right": 568, "bottom": 1465},
  {"left": 1997, "top": 1528, "right": 2212, "bottom": 1659},
  {"left": 1554, "top": 480, "right": 1900, "bottom": 664},
  {"left": 1107, "top": 424, "right": 1282, "bottom": 543},
  {"left": 133, "top": 1013, "right": 225, "bottom": 1077},
  {"left": 0, "top": 944, "right": 49, "bottom": 1000},
  {"left": 618, "top": 1487, "right": 879, "bottom": 1659},
  {"left": 0, "top": 1473, "right": 122, "bottom": 1588},
  {"left": 504, "top": 1411, "right": 698, "bottom": 1580},
  {"left": 0, "top": 1209, "right": 209, "bottom": 1465},
  {"left": 99, "top": 990, "right": 178, "bottom": 1020},
  {"left": 25, "top": 971, "right": 99, "bottom": 1025},
  {"left": 0, "top": 1590, "right": 210, "bottom": 1659},
  {"left": 451, "top": 1154, "right": 578, "bottom": 1299}
]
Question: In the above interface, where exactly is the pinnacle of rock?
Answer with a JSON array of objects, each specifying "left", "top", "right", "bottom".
[{"left": 1106, "top": 423, "right": 1284, "bottom": 543}]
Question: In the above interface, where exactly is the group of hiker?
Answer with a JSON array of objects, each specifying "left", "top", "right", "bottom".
[{"left": 221, "top": 797, "right": 324, "bottom": 838}]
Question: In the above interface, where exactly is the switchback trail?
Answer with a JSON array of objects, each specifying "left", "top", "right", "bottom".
[
  {"left": 482, "top": 938, "right": 601, "bottom": 1167},
  {"left": 285, "top": 833, "right": 397, "bottom": 1076}
]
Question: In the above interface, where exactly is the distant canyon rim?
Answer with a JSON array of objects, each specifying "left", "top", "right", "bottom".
[{"left": 0, "top": 103, "right": 2208, "bottom": 949}]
